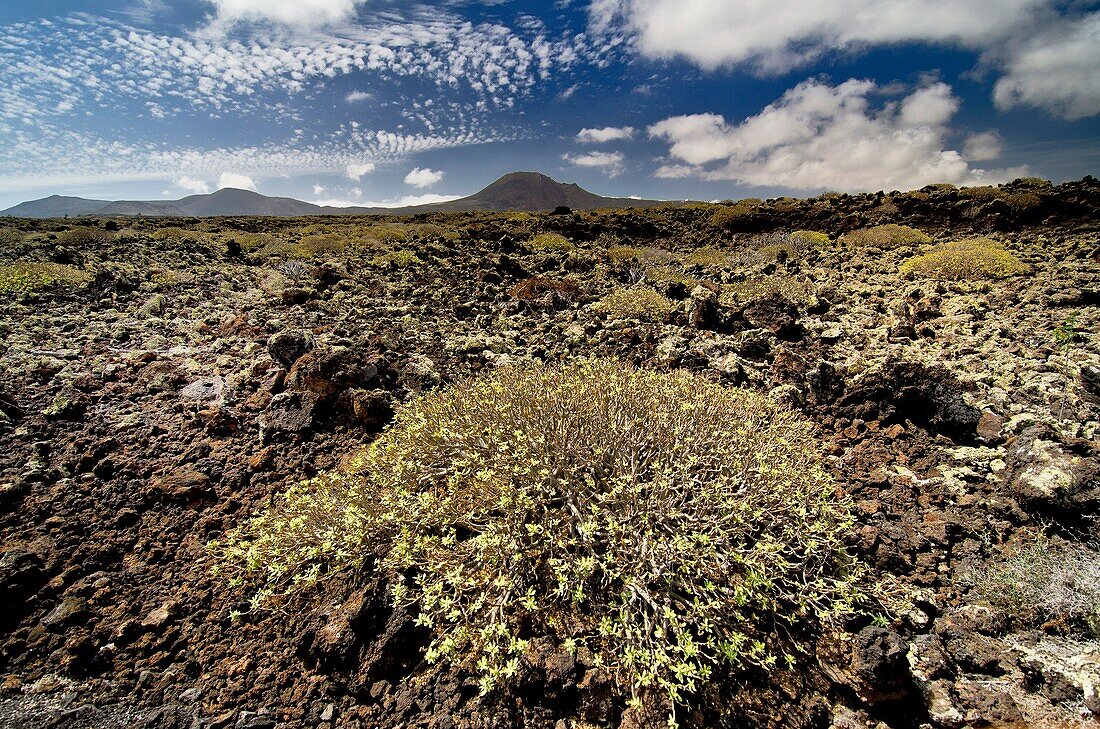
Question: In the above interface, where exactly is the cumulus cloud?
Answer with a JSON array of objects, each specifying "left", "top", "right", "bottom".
[
  {"left": 204, "top": 0, "right": 366, "bottom": 29},
  {"left": 576, "top": 126, "right": 635, "bottom": 143},
  {"left": 562, "top": 151, "right": 625, "bottom": 176},
  {"left": 963, "top": 131, "right": 1004, "bottom": 162},
  {"left": 312, "top": 183, "right": 326, "bottom": 195},
  {"left": 345, "top": 91, "right": 372, "bottom": 103},
  {"left": 218, "top": 172, "right": 257, "bottom": 190},
  {"left": 993, "top": 12, "right": 1100, "bottom": 120},
  {"left": 647, "top": 78, "right": 1026, "bottom": 192},
  {"left": 176, "top": 175, "right": 211, "bottom": 194},
  {"left": 404, "top": 167, "right": 444, "bottom": 188},
  {"left": 591, "top": 0, "right": 1099, "bottom": 118},
  {"left": 345, "top": 162, "right": 376, "bottom": 181}
]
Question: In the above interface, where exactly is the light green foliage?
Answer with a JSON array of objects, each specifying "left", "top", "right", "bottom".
[
  {"left": 526, "top": 233, "right": 574, "bottom": 253},
  {"left": 230, "top": 232, "right": 275, "bottom": 252},
  {"left": 789, "top": 230, "right": 831, "bottom": 248},
  {"left": 710, "top": 198, "right": 762, "bottom": 227},
  {"left": 0, "top": 228, "right": 25, "bottom": 246},
  {"left": 970, "top": 537, "right": 1100, "bottom": 637},
  {"left": 644, "top": 265, "right": 698, "bottom": 289},
  {"left": 0, "top": 261, "right": 93, "bottom": 293},
  {"left": 56, "top": 227, "right": 114, "bottom": 247},
  {"left": 597, "top": 287, "right": 674, "bottom": 321},
  {"left": 370, "top": 249, "right": 423, "bottom": 268},
  {"left": 841, "top": 224, "right": 931, "bottom": 248},
  {"left": 899, "top": 238, "right": 1029, "bottom": 280},
  {"left": 298, "top": 233, "right": 349, "bottom": 256},
  {"left": 217, "top": 360, "right": 860, "bottom": 716},
  {"left": 719, "top": 276, "right": 813, "bottom": 307}
]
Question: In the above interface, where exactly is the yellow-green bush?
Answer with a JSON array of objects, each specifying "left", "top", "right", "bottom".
[
  {"left": 899, "top": 238, "right": 1030, "bottom": 280},
  {"left": 597, "top": 286, "right": 674, "bottom": 321},
  {"left": 841, "top": 224, "right": 931, "bottom": 248},
  {"left": 644, "top": 265, "right": 698, "bottom": 289},
  {"left": 0, "top": 228, "right": 25, "bottom": 246},
  {"left": 526, "top": 233, "right": 574, "bottom": 253},
  {"left": 57, "top": 227, "right": 114, "bottom": 247},
  {"left": 298, "top": 233, "right": 349, "bottom": 256},
  {"left": 710, "top": 198, "right": 762, "bottom": 227},
  {"left": 216, "top": 360, "right": 859, "bottom": 718},
  {"left": 370, "top": 249, "right": 423, "bottom": 268},
  {"left": 0, "top": 262, "right": 93, "bottom": 294},
  {"left": 683, "top": 247, "right": 730, "bottom": 268},
  {"left": 789, "top": 230, "right": 831, "bottom": 248},
  {"left": 719, "top": 276, "right": 813, "bottom": 307}
]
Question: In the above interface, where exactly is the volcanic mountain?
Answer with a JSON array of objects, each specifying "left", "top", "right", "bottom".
[{"left": 0, "top": 172, "right": 663, "bottom": 218}]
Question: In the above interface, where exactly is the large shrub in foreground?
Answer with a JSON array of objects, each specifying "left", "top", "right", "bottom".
[
  {"left": 218, "top": 360, "right": 858, "bottom": 717},
  {"left": 899, "top": 238, "right": 1030, "bottom": 280}
]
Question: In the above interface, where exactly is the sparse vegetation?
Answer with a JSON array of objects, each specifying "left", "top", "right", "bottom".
[
  {"left": 370, "top": 249, "right": 423, "bottom": 268},
  {"left": 710, "top": 198, "right": 762, "bottom": 227},
  {"left": 526, "top": 233, "right": 574, "bottom": 253},
  {"left": 841, "top": 224, "right": 931, "bottom": 248},
  {"left": 57, "top": 227, "right": 114, "bottom": 246},
  {"left": 597, "top": 286, "right": 674, "bottom": 321},
  {"left": 0, "top": 227, "right": 25, "bottom": 246},
  {"left": 683, "top": 247, "right": 730, "bottom": 268},
  {"left": 0, "top": 261, "right": 93, "bottom": 294},
  {"left": 719, "top": 276, "right": 813, "bottom": 307},
  {"left": 899, "top": 238, "right": 1030, "bottom": 280},
  {"left": 216, "top": 360, "right": 860, "bottom": 719},
  {"left": 508, "top": 276, "right": 582, "bottom": 302}
]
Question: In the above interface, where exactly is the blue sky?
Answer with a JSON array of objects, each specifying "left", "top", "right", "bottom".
[{"left": 1, "top": 0, "right": 1098, "bottom": 208}]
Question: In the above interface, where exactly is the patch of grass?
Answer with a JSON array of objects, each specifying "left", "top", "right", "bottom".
[
  {"left": 841, "top": 224, "right": 931, "bottom": 248},
  {"left": 683, "top": 247, "right": 730, "bottom": 268},
  {"left": 215, "top": 359, "right": 860, "bottom": 719},
  {"left": 899, "top": 237, "right": 1030, "bottom": 280},
  {"left": 597, "top": 286, "right": 674, "bottom": 321},
  {"left": 0, "top": 261, "right": 93, "bottom": 294},
  {"left": 526, "top": 233, "right": 574, "bottom": 253}
]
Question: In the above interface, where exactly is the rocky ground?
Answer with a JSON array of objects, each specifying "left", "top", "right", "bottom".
[{"left": 1, "top": 177, "right": 1098, "bottom": 729}]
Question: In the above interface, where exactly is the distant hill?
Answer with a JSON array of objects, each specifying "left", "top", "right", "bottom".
[
  {"left": 0, "top": 172, "right": 664, "bottom": 218},
  {"left": 2, "top": 194, "right": 111, "bottom": 218}
]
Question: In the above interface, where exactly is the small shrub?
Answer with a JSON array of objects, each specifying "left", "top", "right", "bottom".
[
  {"left": 0, "top": 262, "right": 93, "bottom": 294},
  {"left": 216, "top": 360, "right": 859, "bottom": 718},
  {"left": 710, "top": 198, "right": 762, "bottom": 227},
  {"left": 1003, "top": 192, "right": 1042, "bottom": 211},
  {"left": 958, "top": 186, "right": 1005, "bottom": 201},
  {"left": 370, "top": 249, "right": 422, "bottom": 268},
  {"left": 0, "top": 228, "right": 25, "bottom": 246},
  {"left": 789, "top": 230, "right": 831, "bottom": 248},
  {"left": 644, "top": 265, "right": 698, "bottom": 289},
  {"left": 899, "top": 238, "right": 1030, "bottom": 280},
  {"left": 299, "top": 233, "right": 349, "bottom": 256},
  {"left": 1012, "top": 176, "right": 1052, "bottom": 188},
  {"left": 508, "top": 276, "right": 582, "bottom": 302},
  {"left": 719, "top": 276, "right": 813, "bottom": 307},
  {"left": 970, "top": 538, "right": 1100, "bottom": 636},
  {"left": 526, "top": 233, "right": 574, "bottom": 253},
  {"left": 608, "top": 245, "right": 676, "bottom": 266},
  {"left": 57, "top": 227, "right": 114, "bottom": 247},
  {"left": 231, "top": 232, "right": 274, "bottom": 252},
  {"left": 683, "top": 247, "right": 730, "bottom": 268},
  {"left": 841, "top": 224, "right": 931, "bottom": 248},
  {"left": 597, "top": 286, "right": 674, "bottom": 321}
]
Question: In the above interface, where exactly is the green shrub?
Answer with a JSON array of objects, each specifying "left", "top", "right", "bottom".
[
  {"left": 597, "top": 286, "right": 674, "bottom": 321},
  {"left": 841, "top": 224, "right": 931, "bottom": 248},
  {"left": 710, "top": 198, "right": 762, "bottom": 227},
  {"left": 526, "top": 233, "right": 574, "bottom": 253},
  {"left": 719, "top": 276, "right": 813, "bottom": 307},
  {"left": 958, "top": 186, "right": 1005, "bottom": 201},
  {"left": 0, "top": 262, "right": 93, "bottom": 294},
  {"left": 370, "top": 249, "right": 423, "bottom": 268},
  {"left": 683, "top": 247, "right": 730, "bottom": 268},
  {"left": 0, "top": 228, "right": 25, "bottom": 246},
  {"left": 899, "top": 238, "right": 1030, "bottom": 280},
  {"left": 216, "top": 360, "right": 859, "bottom": 717},
  {"left": 57, "top": 227, "right": 114, "bottom": 247},
  {"left": 230, "top": 232, "right": 274, "bottom": 252},
  {"left": 644, "top": 265, "right": 698, "bottom": 289},
  {"left": 789, "top": 230, "right": 831, "bottom": 248},
  {"left": 298, "top": 233, "right": 349, "bottom": 256}
]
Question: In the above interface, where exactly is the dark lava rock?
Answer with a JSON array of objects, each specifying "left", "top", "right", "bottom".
[
  {"left": 267, "top": 330, "right": 315, "bottom": 369},
  {"left": 261, "top": 390, "right": 319, "bottom": 436},
  {"left": 0, "top": 549, "right": 45, "bottom": 622},
  {"left": 287, "top": 348, "right": 379, "bottom": 398},
  {"left": 743, "top": 293, "right": 801, "bottom": 340}
]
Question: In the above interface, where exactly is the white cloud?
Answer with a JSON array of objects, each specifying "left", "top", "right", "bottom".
[
  {"left": 993, "top": 12, "right": 1100, "bottom": 120},
  {"left": 313, "top": 193, "right": 462, "bottom": 208},
  {"left": 963, "top": 131, "right": 1004, "bottom": 162},
  {"left": 562, "top": 151, "right": 625, "bottom": 176},
  {"left": 176, "top": 175, "right": 211, "bottom": 194},
  {"left": 648, "top": 78, "right": 1027, "bottom": 192},
  {"left": 576, "top": 126, "right": 635, "bottom": 143},
  {"left": 218, "top": 171, "right": 257, "bottom": 190},
  {"left": 204, "top": 0, "right": 365, "bottom": 29},
  {"left": 312, "top": 183, "right": 326, "bottom": 195},
  {"left": 345, "top": 91, "right": 373, "bottom": 103},
  {"left": 351, "top": 187, "right": 362, "bottom": 197},
  {"left": 345, "top": 162, "right": 376, "bottom": 181},
  {"left": 404, "top": 167, "right": 444, "bottom": 188}
]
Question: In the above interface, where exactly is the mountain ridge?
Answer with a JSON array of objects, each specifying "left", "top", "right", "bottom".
[{"left": 0, "top": 172, "right": 664, "bottom": 218}]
